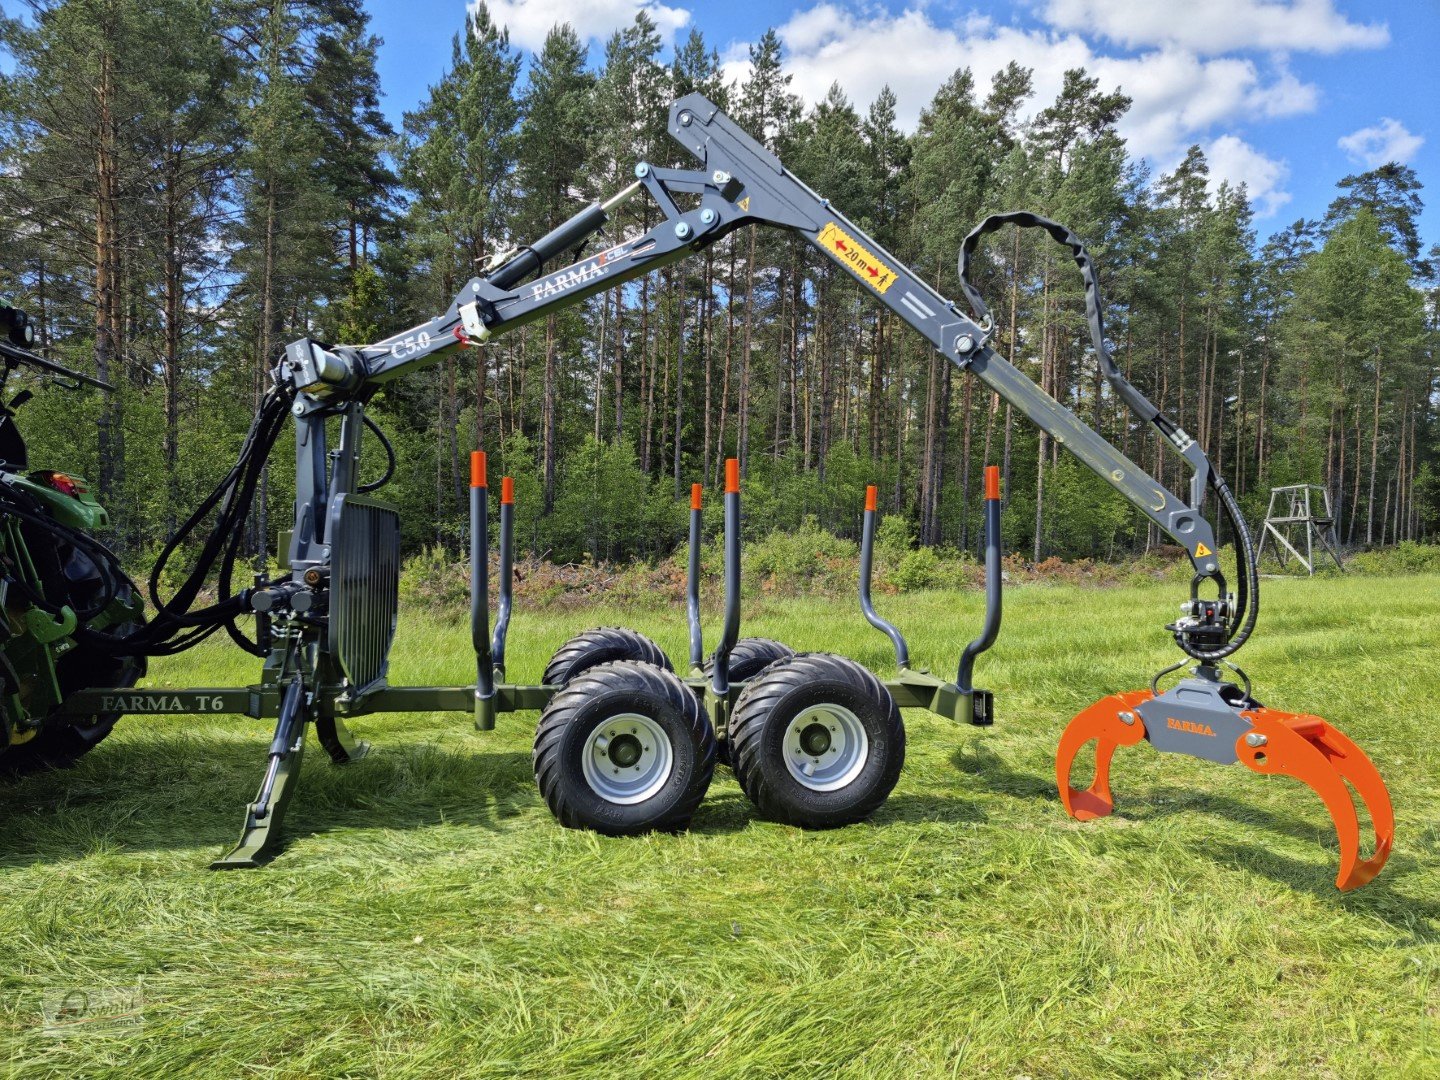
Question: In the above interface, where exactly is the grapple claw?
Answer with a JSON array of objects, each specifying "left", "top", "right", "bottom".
[
  {"left": 1237, "top": 709, "right": 1394, "bottom": 891},
  {"left": 1057, "top": 691, "right": 1151, "bottom": 820}
]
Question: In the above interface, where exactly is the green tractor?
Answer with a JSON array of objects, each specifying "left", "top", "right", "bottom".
[{"left": 0, "top": 299, "right": 144, "bottom": 774}]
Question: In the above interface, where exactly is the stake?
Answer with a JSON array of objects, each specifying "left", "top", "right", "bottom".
[
  {"left": 957, "top": 465, "right": 1003, "bottom": 724},
  {"left": 471, "top": 451, "right": 495, "bottom": 730},
  {"left": 858, "top": 483, "right": 910, "bottom": 669},
  {"left": 687, "top": 482, "right": 704, "bottom": 673},
  {"left": 710, "top": 459, "right": 741, "bottom": 696},
  {"left": 491, "top": 476, "right": 514, "bottom": 682}
]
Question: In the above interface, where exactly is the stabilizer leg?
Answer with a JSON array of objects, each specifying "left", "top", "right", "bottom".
[
  {"left": 1238, "top": 709, "right": 1395, "bottom": 891},
  {"left": 211, "top": 676, "right": 309, "bottom": 869},
  {"left": 1056, "top": 690, "right": 1151, "bottom": 820}
]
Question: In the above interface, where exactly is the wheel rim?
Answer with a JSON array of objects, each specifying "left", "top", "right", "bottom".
[
  {"left": 581, "top": 713, "right": 674, "bottom": 804},
  {"left": 783, "top": 703, "right": 869, "bottom": 791}
]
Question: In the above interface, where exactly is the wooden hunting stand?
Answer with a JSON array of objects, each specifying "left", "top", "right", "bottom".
[{"left": 1257, "top": 484, "right": 1344, "bottom": 574}]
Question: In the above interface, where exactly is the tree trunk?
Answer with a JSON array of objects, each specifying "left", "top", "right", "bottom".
[{"left": 543, "top": 314, "right": 557, "bottom": 512}]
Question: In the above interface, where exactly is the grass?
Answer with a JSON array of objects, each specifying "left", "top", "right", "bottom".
[{"left": 1, "top": 573, "right": 1437, "bottom": 1077}]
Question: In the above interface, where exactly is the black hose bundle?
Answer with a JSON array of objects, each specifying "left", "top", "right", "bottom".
[
  {"left": 958, "top": 211, "right": 1260, "bottom": 664},
  {"left": 0, "top": 385, "right": 294, "bottom": 658},
  {"left": 119, "top": 384, "right": 295, "bottom": 656}
]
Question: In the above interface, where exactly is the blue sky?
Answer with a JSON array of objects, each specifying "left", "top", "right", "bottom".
[{"left": 366, "top": 0, "right": 1438, "bottom": 247}]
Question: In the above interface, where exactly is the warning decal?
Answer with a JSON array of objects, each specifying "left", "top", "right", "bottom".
[
  {"left": 818, "top": 221, "right": 899, "bottom": 294},
  {"left": 1194, "top": 542, "right": 1212, "bottom": 557}
]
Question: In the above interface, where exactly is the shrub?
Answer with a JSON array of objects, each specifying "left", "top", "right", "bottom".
[
  {"left": 1346, "top": 541, "right": 1440, "bottom": 575},
  {"left": 891, "top": 546, "right": 940, "bottom": 591},
  {"left": 399, "top": 545, "right": 469, "bottom": 611},
  {"left": 747, "top": 515, "right": 858, "bottom": 593}
]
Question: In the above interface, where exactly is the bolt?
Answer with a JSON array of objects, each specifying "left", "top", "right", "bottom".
[
  {"left": 679, "top": 111, "right": 692, "bottom": 126},
  {"left": 955, "top": 334, "right": 976, "bottom": 355},
  {"left": 675, "top": 221, "right": 692, "bottom": 240},
  {"left": 1119, "top": 711, "right": 1135, "bottom": 726},
  {"left": 700, "top": 208, "right": 716, "bottom": 225},
  {"left": 1245, "top": 732, "right": 1268, "bottom": 748},
  {"left": 712, "top": 170, "right": 730, "bottom": 185},
  {"left": 635, "top": 163, "right": 650, "bottom": 179},
  {"left": 292, "top": 403, "right": 305, "bottom": 416}
]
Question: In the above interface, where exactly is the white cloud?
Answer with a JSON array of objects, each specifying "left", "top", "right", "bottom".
[
  {"left": 1203, "top": 134, "right": 1291, "bottom": 215},
  {"left": 1337, "top": 117, "right": 1425, "bottom": 168},
  {"left": 476, "top": 0, "right": 690, "bottom": 54},
  {"left": 723, "top": 8, "right": 1313, "bottom": 158},
  {"left": 1041, "top": 0, "right": 1388, "bottom": 55}
]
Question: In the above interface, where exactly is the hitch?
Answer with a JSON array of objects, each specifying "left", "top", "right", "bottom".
[{"left": 1058, "top": 666, "right": 1394, "bottom": 891}]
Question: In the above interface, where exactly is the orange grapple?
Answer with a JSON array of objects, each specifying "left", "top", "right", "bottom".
[{"left": 1057, "top": 677, "right": 1393, "bottom": 891}]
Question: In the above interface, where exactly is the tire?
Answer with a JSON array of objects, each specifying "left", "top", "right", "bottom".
[
  {"left": 533, "top": 660, "right": 717, "bottom": 835},
  {"left": 2, "top": 577, "right": 145, "bottom": 777},
  {"left": 730, "top": 653, "right": 904, "bottom": 828},
  {"left": 542, "top": 627, "right": 672, "bottom": 687},
  {"left": 702, "top": 637, "right": 795, "bottom": 683}
]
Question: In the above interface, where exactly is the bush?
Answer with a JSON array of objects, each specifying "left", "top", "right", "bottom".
[
  {"left": 399, "top": 545, "right": 470, "bottom": 611},
  {"left": 891, "top": 546, "right": 940, "bottom": 591},
  {"left": 1346, "top": 541, "right": 1440, "bottom": 575},
  {"left": 747, "top": 515, "right": 858, "bottom": 593}
]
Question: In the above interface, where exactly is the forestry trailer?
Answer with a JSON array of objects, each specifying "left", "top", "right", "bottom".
[{"left": 0, "top": 95, "right": 1392, "bottom": 889}]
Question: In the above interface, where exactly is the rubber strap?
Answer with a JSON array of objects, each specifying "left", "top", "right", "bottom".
[{"left": 958, "top": 211, "right": 1159, "bottom": 424}]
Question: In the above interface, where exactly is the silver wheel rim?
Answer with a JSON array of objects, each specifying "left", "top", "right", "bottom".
[
  {"left": 581, "top": 713, "right": 674, "bottom": 804},
  {"left": 783, "top": 704, "right": 869, "bottom": 791}
]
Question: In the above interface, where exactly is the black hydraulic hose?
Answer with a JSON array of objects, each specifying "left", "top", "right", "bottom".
[
  {"left": 959, "top": 211, "right": 1260, "bottom": 663},
  {"left": 358, "top": 412, "right": 396, "bottom": 493},
  {"left": 81, "top": 385, "right": 292, "bottom": 657},
  {"left": 1177, "top": 473, "right": 1259, "bottom": 664}
]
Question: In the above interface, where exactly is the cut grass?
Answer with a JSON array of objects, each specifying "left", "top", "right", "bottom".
[{"left": 1, "top": 574, "right": 1436, "bottom": 1077}]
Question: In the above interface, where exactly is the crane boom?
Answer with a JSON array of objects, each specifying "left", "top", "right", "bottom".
[{"left": 276, "top": 93, "right": 1224, "bottom": 582}]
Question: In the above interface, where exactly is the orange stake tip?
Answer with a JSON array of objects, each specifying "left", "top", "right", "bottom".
[
  {"left": 985, "top": 464, "right": 1001, "bottom": 501},
  {"left": 690, "top": 483, "right": 703, "bottom": 510},
  {"left": 725, "top": 458, "right": 739, "bottom": 494},
  {"left": 865, "top": 485, "right": 877, "bottom": 512},
  {"left": 470, "top": 451, "right": 487, "bottom": 488},
  {"left": 501, "top": 476, "right": 514, "bottom": 504}
]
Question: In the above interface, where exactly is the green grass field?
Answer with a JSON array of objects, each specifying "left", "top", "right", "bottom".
[{"left": 2, "top": 574, "right": 1437, "bottom": 1077}]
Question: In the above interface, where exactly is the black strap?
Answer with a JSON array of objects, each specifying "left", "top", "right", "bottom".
[{"left": 958, "top": 211, "right": 1159, "bottom": 425}]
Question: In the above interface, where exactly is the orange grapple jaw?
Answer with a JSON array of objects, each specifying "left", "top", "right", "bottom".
[
  {"left": 1057, "top": 692, "right": 1395, "bottom": 891},
  {"left": 1056, "top": 691, "right": 1151, "bottom": 821},
  {"left": 1236, "top": 709, "right": 1395, "bottom": 892}
]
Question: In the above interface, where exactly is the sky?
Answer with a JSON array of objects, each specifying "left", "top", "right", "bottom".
[{"left": 365, "top": 0, "right": 1438, "bottom": 247}]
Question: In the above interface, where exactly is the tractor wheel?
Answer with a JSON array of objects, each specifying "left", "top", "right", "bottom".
[
  {"left": 729, "top": 653, "right": 904, "bottom": 828},
  {"left": 533, "top": 660, "right": 716, "bottom": 835},
  {"left": 702, "top": 637, "right": 795, "bottom": 683},
  {"left": 542, "top": 626, "right": 672, "bottom": 687},
  {"left": 2, "top": 578, "right": 145, "bottom": 777}
]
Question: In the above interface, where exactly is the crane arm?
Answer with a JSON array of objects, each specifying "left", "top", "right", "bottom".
[{"left": 275, "top": 93, "right": 1246, "bottom": 654}]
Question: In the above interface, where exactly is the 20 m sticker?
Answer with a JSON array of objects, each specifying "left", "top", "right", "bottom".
[{"left": 818, "top": 222, "right": 898, "bottom": 294}]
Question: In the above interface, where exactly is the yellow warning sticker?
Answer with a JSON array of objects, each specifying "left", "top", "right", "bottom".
[
  {"left": 737, "top": 195, "right": 751, "bottom": 212},
  {"left": 818, "top": 221, "right": 899, "bottom": 294},
  {"left": 1194, "top": 542, "right": 1212, "bottom": 557}
]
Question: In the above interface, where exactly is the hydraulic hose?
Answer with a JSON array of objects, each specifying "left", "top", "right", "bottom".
[{"left": 958, "top": 211, "right": 1260, "bottom": 663}]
